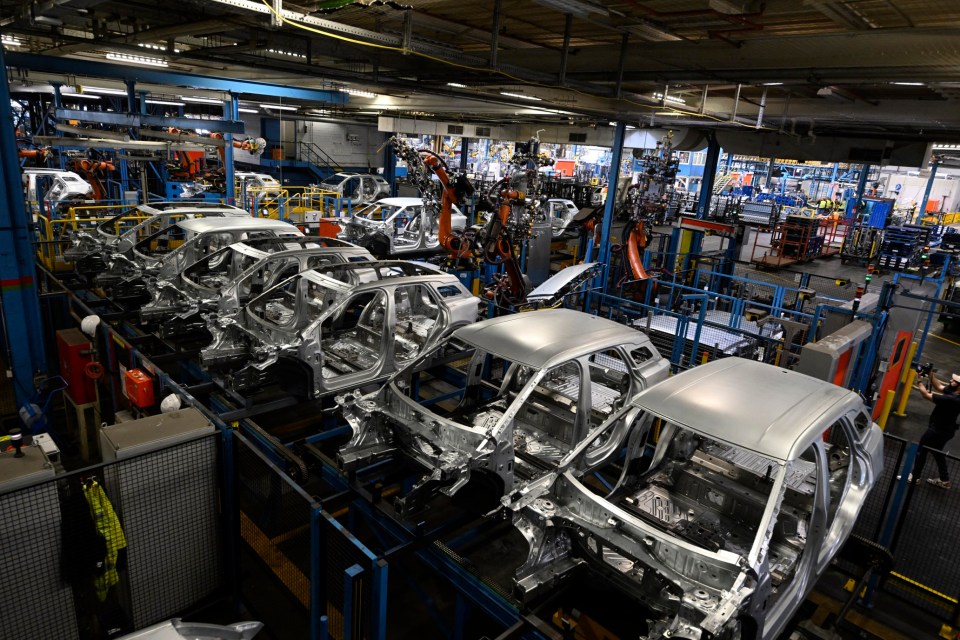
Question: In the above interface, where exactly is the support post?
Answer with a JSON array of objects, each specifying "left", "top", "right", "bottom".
[
  {"left": 0, "top": 44, "right": 46, "bottom": 407},
  {"left": 697, "top": 133, "right": 722, "bottom": 218},
  {"left": 459, "top": 137, "right": 469, "bottom": 173},
  {"left": 382, "top": 132, "right": 397, "bottom": 197},
  {"left": 589, "top": 122, "right": 626, "bottom": 310},
  {"left": 854, "top": 163, "right": 871, "bottom": 212},
  {"left": 615, "top": 33, "right": 629, "bottom": 99},
  {"left": 919, "top": 155, "right": 939, "bottom": 219},
  {"left": 559, "top": 13, "right": 572, "bottom": 85},
  {"left": 489, "top": 0, "right": 502, "bottom": 69},
  {"left": 224, "top": 95, "right": 238, "bottom": 204}
]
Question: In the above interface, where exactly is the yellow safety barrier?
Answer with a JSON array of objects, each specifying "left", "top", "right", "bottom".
[
  {"left": 894, "top": 369, "right": 917, "bottom": 417},
  {"left": 876, "top": 389, "right": 896, "bottom": 431},
  {"left": 35, "top": 210, "right": 151, "bottom": 272},
  {"left": 239, "top": 184, "right": 344, "bottom": 222}
]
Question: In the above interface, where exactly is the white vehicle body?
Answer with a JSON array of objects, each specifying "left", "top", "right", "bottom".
[
  {"left": 319, "top": 172, "right": 391, "bottom": 206},
  {"left": 22, "top": 168, "right": 94, "bottom": 216},
  {"left": 338, "top": 197, "right": 466, "bottom": 256}
]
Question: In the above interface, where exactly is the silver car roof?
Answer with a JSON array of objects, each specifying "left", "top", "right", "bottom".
[
  {"left": 631, "top": 357, "right": 863, "bottom": 462},
  {"left": 453, "top": 309, "right": 651, "bottom": 369},
  {"left": 176, "top": 217, "right": 301, "bottom": 234}
]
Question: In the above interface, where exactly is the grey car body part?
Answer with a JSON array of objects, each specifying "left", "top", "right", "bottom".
[
  {"left": 64, "top": 202, "right": 249, "bottom": 264},
  {"left": 201, "top": 260, "right": 479, "bottom": 399},
  {"left": 545, "top": 198, "right": 592, "bottom": 239},
  {"left": 116, "top": 618, "right": 262, "bottom": 640},
  {"left": 140, "top": 236, "right": 374, "bottom": 330},
  {"left": 505, "top": 357, "right": 883, "bottom": 640},
  {"left": 338, "top": 197, "right": 466, "bottom": 256},
  {"left": 22, "top": 168, "right": 93, "bottom": 217},
  {"left": 96, "top": 217, "right": 302, "bottom": 304},
  {"left": 319, "top": 172, "right": 391, "bottom": 206},
  {"left": 337, "top": 308, "right": 669, "bottom": 515}
]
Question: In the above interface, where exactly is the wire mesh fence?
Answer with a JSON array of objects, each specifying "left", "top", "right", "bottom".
[
  {"left": 0, "top": 431, "right": 224, "bottom": 640},
  {"left": 235, "top": 434, "right": 314, "bottom": 637},
  {"left": 883, "top": 445, "right": 960, "bottom": 622}
]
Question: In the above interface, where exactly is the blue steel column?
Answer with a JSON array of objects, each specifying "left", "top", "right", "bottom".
[
  {"left": 854, "top": 163, "right": 870, "bottom": 212},
  {"left": 224, "top": 95, "right": 238, "bottom": 205},
  {"left": 919, "top": 155, "right": 939, "bottom": 219},
  {"left": 382, "top": 132, "right": 397, "bottom": 197},
  {"left": 459, "top": 137, "right": 469, "bottom": 173},
  {"left": 590, "top": 121, "right": 626, "bottom": 309},
  {"left": 697, "top": 134, "right": 722, "bottom": 218},
  {"left": 0, "top": 45, "right": 46, "bottom": 406}
]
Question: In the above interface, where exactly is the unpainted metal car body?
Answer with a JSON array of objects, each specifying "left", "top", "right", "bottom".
[
  {"left": 201, "top": 260, "right": 479, "bottom": 399},
  {"left": 140, "top": 236, "right": 373, "bottom": 334},
  {"left": 22, "top": 168, "right": 93, "bottom": 217},
  {"left": 338, "top": 197, "right": 467, "bottom": 257},
  {"left": 338, "top": 309, "right": 669, "bottom": 515},
  {"left": 65, "top": 202, "right": 249, "bottom": 272},
  {"left": 545, "top": 198, "right": 592, "bottom": 239},
  {"left": 504, "top": 358, "right": 883, "bottom": 640},
  {"left": 116, "top": 618, "right": 262, "bottom": 640},
  {"left": 319, "top": 172, "right": 391, "bottom": 206},
  {"left": 97, "top": 217, "right": 302, "bottom": 304}
]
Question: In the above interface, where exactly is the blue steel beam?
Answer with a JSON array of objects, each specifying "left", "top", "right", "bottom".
[
  {"left": 382, "top": 132, "right": 398, "bottom": 197},
  {"left": 53, "top": 108, "right": 246, "bottom": 134},
  {"left": 919, "top": 156, "right": 939, "bottom": 218},
  {"left": 224, "top": 96, "right": 238, "bottom": 205},
  {"left": 0, "top": 46, "right": 47, "bottom": 406},
  {"left": 7, "top": 53, "right": 348, "bottom": 105},
  {"left": 593, "top": 121, "right": 626, "bottom": 306},
  {"left": 697, "top": 133, "right": 721, "bottom": 218}
]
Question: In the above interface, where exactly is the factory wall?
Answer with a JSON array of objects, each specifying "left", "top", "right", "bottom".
[{"left": 300, "top": 121, "right": 383, "bottom": 170}]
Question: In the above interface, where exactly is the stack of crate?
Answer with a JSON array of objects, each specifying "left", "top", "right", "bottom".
[
  {"left": 878, "top": 225, "right": 930, "bottom": 270},
  {"left": 782, "top": 216, "right": 823, "bottom": 259}
]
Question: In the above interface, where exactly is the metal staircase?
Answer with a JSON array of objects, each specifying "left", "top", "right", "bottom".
[
  {"left": 713, "top": 173, "right": 733, "bottom": 194},
  {"left": 297, "top": 141, "right": 342, "bottom": 178}
]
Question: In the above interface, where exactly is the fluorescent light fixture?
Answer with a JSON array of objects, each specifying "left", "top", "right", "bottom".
[
  {"left": 81, "top": 86, "right": 128, "bottom": 96},
  {"left": 181, "top": 96, "right": 223, "bottom": 104},
  {"left": 145, "top": 99, "right": 185, "bottom": 106},
  {"left": 653, "top": 92, "right": 686, "bottom": 105},
  {"left": 626, "top": 125, "right": 637, "bottom": 129},
  {"left": 259, "top": 103, "right": 298, "bottom": 112},
  {"left": 342, "top": 88, "right": 377, "bottom": 98},
  {"left": 138, "top": 43, "right": 181, "bottom": 53},
  {"left": 266, "top": 48, "right": 306, "bottom": 59},
  {"left": 892, "top": 82, "right": 924, "bottom": 86},
  {"left": 61, "top": 92, "right": 101, "bottom": 101},
  {"left": 762, "top": 82, "right": 784, "bottom": 86},
  {"left": 238, "top": 107, "right": 259, "bottom": 114},
  {"left": 655, "top": 111, "right": 681, "bottom": 116},
  {"left": 447, "top": 82, "right": 467, "bottom": 88},
  {"left": 2, "top": 36, "right": 21, "bottom": 47},
  {"left": 500, "top": 91, "right": 542, "bottom": 101},
  {"left": 105, "top": 52, "right": 168, "bottom": 67}
]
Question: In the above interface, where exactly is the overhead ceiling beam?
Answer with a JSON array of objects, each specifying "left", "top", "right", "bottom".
[
  {"left": 6, "top": 52, "right": 348, "bottom": 104},
  {"left": 804, "top": 0, "right": 875, "bottom": 29},
  {"left": 41, "top": 18, "right": 242, "bottom": 55}
]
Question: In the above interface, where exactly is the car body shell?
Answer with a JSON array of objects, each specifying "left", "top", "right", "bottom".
[
  {"left": 22, "top": 168, "right": 93, "bottom": 217},
  {"left": 66, "top": 202, "right": 250, "bottom": 265},
  {"left": 319, "top": 172, "right": 391, "bottom": 206},
  {"left": 338, "top": 197, "right": 466, "bottom": 256},
  {"left": 337, "top": 309, "right": 669, "bottom": 514},
  {"left": 545, "top": 198, "right": 589, "bottom": 239},
  {"left": 505, "top": 357, "right": 883, "bottom": 640},
  {"left": 139, "top": 236, "right": 374, "bottom": 328},
  {"left": 201, "top": 260, "right": 479, "bottom": 399}
]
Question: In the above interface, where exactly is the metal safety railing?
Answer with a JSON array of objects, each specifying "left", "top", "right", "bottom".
[{"left": 237, "top": 184, "right": 348, "bottom": 223}]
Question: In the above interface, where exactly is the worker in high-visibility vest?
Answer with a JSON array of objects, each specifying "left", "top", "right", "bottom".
[{"left": 83, "top": 480, "right": 127, "bottom": 602}]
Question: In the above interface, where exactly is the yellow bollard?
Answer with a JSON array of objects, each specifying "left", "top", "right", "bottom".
[
  {"left": 894, "top": 369, "right": 917, "bottom": 417},
  {"left": 876, "top": 389, "right": 896, "bottom": 431},
  {"left": 900, "top": 342, "right": 919, "bottom": 384},
  {"left": 701, "top": 351, "right": 710, "bottom": 365}
]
